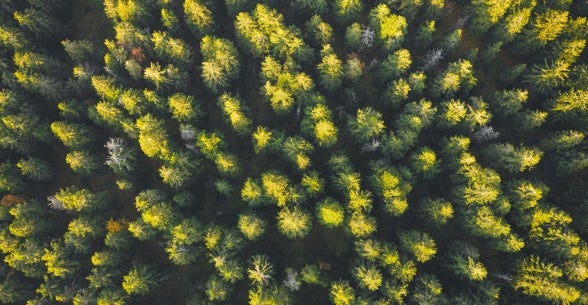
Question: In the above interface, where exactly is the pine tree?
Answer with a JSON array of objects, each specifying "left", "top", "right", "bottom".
[{"left": 122, "top": 264, "right": 158, "bottom": 295}]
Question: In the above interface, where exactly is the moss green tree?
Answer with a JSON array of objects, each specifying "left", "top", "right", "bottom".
[
  {"left": 348, "top": 107, "right": 385, "bottom": 143},
  {"left": 447, "top": 242, "right": 488, "bottom": 281},
  {"left": 398, "top": 230, "right": 437, "bottom": 263},
  {"left": 16, "top": 157, "right": 51, "bottom": 181},
  {"left": 333, "top": 0, "right": 363, "bottom": 25}
]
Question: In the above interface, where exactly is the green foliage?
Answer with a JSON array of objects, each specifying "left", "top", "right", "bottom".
[
  {"left": 529, "top": 207, "right": 580, "bottom": 259},
  {"left": 184, "top": 0, "right": 214, "bottom": 36},
  {"left": 315, "top": 197, "right": 344, "bottom": 228},
  {"left": 369, "top": 4, "right": 407, "bottom": 51},
  {"left": 152, "top": 31, "right": 192, "bottom": 66},
  {"left": 301, "top": 103, "right": 338, "bottom": 147},
  {"left": 142, "top": 202, "right": 177, "bottom": 231},
  {"left": 277, "top": 207, "right": 312, "bottom": 239},
  {"left": 528, "top": 9, "right": 569, "bottom": 45},
  {"left": 485, "top": 143, "right": 543, "bottom": 173},
  {"left": 410, "top": 147, "right": 440, "bottom": 178},
  {"left": 467, "top": 0, "right": 513, "bottom": 34},
  {"left": 205, "top": 275, "right": 232, "bottom": 301},
  {"left": 305, "top": 15, "right": 333, "bottom": 46},
  {"left": 260, "top": 57, "right": 313, "bottom": 114},
  {"left": 411, "top": 273, "right": 446, "bottom": 305},
  {"left": 398, "top": 230, "right": 437, "bottom": 263},
  {"left": 514, "top": 256, "right": 580, "bottom": 304},
  {"left": 235, "top": 4, "right": 307, "bottom": 60},
  {"left": 551, "top": 89, "right": 588, "bottom": 119},
  {"left": 50, "top": 121, "right": 93, "bottom": 148},
  {"left": 238, "top": 213, "right": 266, "bottom": 241},
  {"left": 330, "top": 280, "right": 356, "bottom": 305},
  {"left": 201, "top": 35, "right": 240, "bottom": 92},
  {"left": 447, "top": 242, "right": 488, "bottom": 281},
  {"left": 525, "top": 60, "right": 570, "bottom": 95},
  {"left": 16, "top": 157, "right": 51, "bottom": 181},
  {"left": 261, "top": 171, "right": 300, "bottom": 207},
  {"left": 248, "top": 285, "right": 291, "bottom": 305},
  {"left": 301, "top": 171, "right": 324, "bottom": 198},
  {"left": 344, "top": 23, "right": 362, "bottom": 50},
  {"left": 347, "top": 212, "right": 377, "bottom": 238},
  {"left": 42, "top": 240, "right": 79, "bottom": 278},
  {"left": 318, "top": 45, "right": 344, "bottom": 91},
  {"left": 65, "top": 150, "right": 100, "bottom": 175},
  {"left": 168, "top": 93, "right": 201, "bottom": 123},
  {"left": 415, "top": 20, "right": 436, "bottom": 48},
  {"left": 218, "top": 93, "right": 252, "bottom": 135},
  {"left": 53, "top": 187, "right": 103, "bottom": 212},
  {"left": 432, "top": 60, "right": 477, "bottom": 97},
  {"left": 348, "top": 107, "right": 385, "bottom": 143},
  {"left": 379, "top": 48, "right": 412, "bottom": 82},
  {"left": 1, "top": 1, "right": 587, "bottom": 304},
  {"left": 300, "top": 264, "right": 327, "bottom": 286},
  {"left": 282, "top": 136, "right": 314, "bottom": 170},
  {"left": 333, "top": 0, "right": 363, "bottom": 24},
  {"left": 354, "top": 262, "right": 383, "bottom": 291},
  {"left": 122, "top": 264, "right": 158, "bottom": 295},
  {"left": 370, "top": 164, "right": 412, "bottom": 216},
  {"left": 418, "top": 198, "right": 454, "bottom": 227},
  {"left": 136, "top": 114, "right": 171, "bottom": 158}
]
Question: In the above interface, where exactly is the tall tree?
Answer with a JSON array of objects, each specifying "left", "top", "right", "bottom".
[
  {"left": 122, "top": 264, "right": 158, "bottom": 296},
  {"left": 201, "top": 35, "right": 240, "bottom": 92},
  {"left": 183, "top": 0, "right": 214, "bottom": 36}
]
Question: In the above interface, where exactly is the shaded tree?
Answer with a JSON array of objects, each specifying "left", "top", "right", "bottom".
[
  {"left": 398, "top": 230, "right": 437, "bottom": 263},
  {"left": 417, "top": 198, "right": 453, "bottom": 227},
  {"left": 447, "top": 241, "right": 488, "bottom": 282},
  {"left": 484, "top": 143, "right": 543, "bottom": 173},
  {"left": 16, "top": 157, "right": 51, "bottom": 181},
  {"left": 122, "top": 264, "right": 158, "bottom": 296},
  {"left": 348, "top": 107, "right": 385, "bottom": 143},
  {"left": 66, "top": 150, "right": 100, "bottom": 175},
  {"left": 333, "top": 0, "right": 363, "bottom": 25},
  {"left": 205, "top": 275, "right": 232, "bottom": 301},
  {"left": 410, "top": 273, "right": 447, "bottom": 305},
  {"left": 305, "top": 15, "right": 333, "bottom": 46}
]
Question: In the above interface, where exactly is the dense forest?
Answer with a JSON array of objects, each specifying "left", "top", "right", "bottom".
[{"left": 0, "top": 0, "right": 587, "bottom": 304}]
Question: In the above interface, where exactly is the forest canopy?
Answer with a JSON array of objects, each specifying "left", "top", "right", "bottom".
[{"left": 0, "top": 0, "right": 587, "bottom": 304}]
